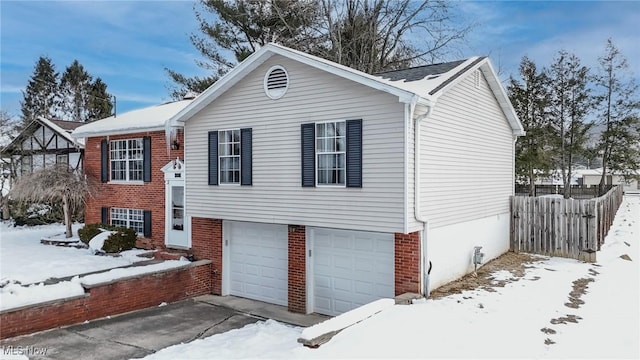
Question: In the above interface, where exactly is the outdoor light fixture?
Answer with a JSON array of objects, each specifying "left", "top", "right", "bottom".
[{"left": 171, "top": 139, "right": 180, "bottom": 150}]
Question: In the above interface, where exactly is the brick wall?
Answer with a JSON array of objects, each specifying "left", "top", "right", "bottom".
[
  {"left": 84, "top": 130, "right": 184, "bottom": 250},
  {"left": 191, "top": 217, "right": 222, "bottom": 294},
  {"left": 288, "top": 225, "right": 306, "bottom": 313},
  {"left": 395, "top": 232, "right": 421, "bottom": 295},
  {"left": 0, "top": 261, "right": 212, "bottom": 339}
]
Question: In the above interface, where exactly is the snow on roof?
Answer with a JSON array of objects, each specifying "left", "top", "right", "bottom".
[
  {"left": 38, "top": 117, "right": 85, "bottom": 147},
  {"left": 72, "top": 99, "right": 193, "bottom": 138}
]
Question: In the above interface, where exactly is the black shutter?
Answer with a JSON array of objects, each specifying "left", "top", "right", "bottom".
[
  {"left": 100, "top": 139, "right": 108, "bottom": 182},
  {"left": 101, "top": 207, "right": 109, "bottom": 224},
  {"left": 301, "top": 123, "right": 316, "bottom": 187},
  {"left": 240, "top": 128, "right": 252, "bottom": 186},
  {"left": 143, "top": 136, "right": 151, "bottom": 182},
  {"left": 208, "top": 131, "right": 218, "bottom": 185},
  {"left": 346, "top": 119, "right": 363, "bottom": 188},
  {"left": 143, "top": 210, "right": 152, "bottom": 238}
]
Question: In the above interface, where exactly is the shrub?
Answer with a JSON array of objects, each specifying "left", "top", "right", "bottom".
[
  {"left": 10, "top": 200, "right": 84, "bottom": 226},
  {"left": 78, "top": 223, "right": 117, "bottom": 244},
  {"left": 102, "top": 227, "right": 137, "bottom": 253}
]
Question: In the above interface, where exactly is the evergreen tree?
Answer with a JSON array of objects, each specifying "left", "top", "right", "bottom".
[
  {"left": 167, "top": 0, "right": 322, "bottom": 99},
  {"left": 548, "top": 50, "right": 594, "bottom": 198},
  {"left": 86, "top": 78, "right": 113, "bottom": 121},
  {"left": 508, "top": 57, "right": 552, "bottom": 196},
  {"left": 594, "top": 39, "right": 640, "bottom": 195},
  {"left": 59, "top": 60, "right": 93, "bottom": 122},
  {"left": 20, "top": 56, "right": 59, "bottom": 128},
  {"left": 167, "top": 0, "right": 470, "bottom": 99}
]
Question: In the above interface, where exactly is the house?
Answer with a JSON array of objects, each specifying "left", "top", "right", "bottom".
[
  {"left": 161, "top": 43, "right": 524, "bottom": 316},
  {"left": 71, "top": 97, "right": 194, "bottom": 249},
  {"left": 580, "top": 168, "right": 640, "bottom": 193},
  {"left": 0, "top": 117, "right": 85, "bottom": 177}
]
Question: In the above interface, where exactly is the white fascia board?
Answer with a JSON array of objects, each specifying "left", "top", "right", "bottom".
[
  {"left": 479, "top": 61, "right": 526, "bottom": 137},
  {"left": 168, "top": 51, "right": 274, "bottom": 127},
  {"left": 267, "top": 44, "right": 417, "bottom": 102},
  {"left": 169, "top": 43, "right": 419, "bottom": 127},
  {"left": 72, "top": 126, "right": 166, "bottom": 139},
  {"left": 429, "top": 58, "right": 525, "bottom": 137}
]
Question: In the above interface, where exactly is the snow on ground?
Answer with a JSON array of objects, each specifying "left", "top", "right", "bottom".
[
  {"left": 0, "top": 222, "right": 184, "bottom": 311},
  {"left": 80, "top": 259, "right": 189, "bottom": 286},
  {"left": 0, "top": 277, "right": 84, "bottom": 311},
  {"left": 0, "top": 222, "right": 149, "bottom": 284},
  {"left": 141, "top": 195, "right": 639, "bottom": 360}
]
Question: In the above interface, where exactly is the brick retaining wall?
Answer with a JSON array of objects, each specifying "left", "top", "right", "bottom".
[{"left": 0, "top": 260, "right": 212, "bottom": 339}]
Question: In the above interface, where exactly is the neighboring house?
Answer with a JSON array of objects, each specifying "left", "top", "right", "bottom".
[
  {"left": 580, "top": 168, "right": 640, "bottom": 193},
  {"left": 161, "top": 43, "right": 524, "bottom": 316},
  {"left": 0, "top": 117, "right": 85, "bottom": 178},
  {"left": 71, "top": 97, "right": 194, "bottom": 249}
]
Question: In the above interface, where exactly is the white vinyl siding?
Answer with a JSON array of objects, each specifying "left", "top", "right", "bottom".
[
  {"left": 418, "top": 69, "right": 514, "bottom": 229},
  {"left": 185, "top": 55, "right": 405, "bottom": 233}
]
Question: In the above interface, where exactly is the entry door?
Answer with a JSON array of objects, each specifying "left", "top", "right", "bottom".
[{"left": 167, "top": 185, "right": 188, "bottom": 248}]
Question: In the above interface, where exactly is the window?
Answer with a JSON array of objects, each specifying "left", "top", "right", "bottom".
[
  {"left": 21, "top": 156, "right": 32, "bottom": 175},
  {"left": 316, "top": 121, "right": 346, "bottom": 186},
  {"left": 110, "top": 139, "right": 143, "bottom": 181},
  {"left": 218, "top": 129, "right": 241, "bottom": 184},
  {"left": 208, "top": 128, "right": 252, "bottom": 186},
  {"left": 301, "top": 119, "right": 361, "bottom": 188},
  {"left": 56, "top": 154, "right": 68, "bottom": 165},
  {"left": 110, "top": 208, "right": 144, "bottom": 234}
]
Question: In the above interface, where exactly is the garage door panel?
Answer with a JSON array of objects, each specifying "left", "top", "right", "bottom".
[
  {"left": 312, "top": 228, "right": 394, "bottom": 316},
  {"left": 228, "top": 222, "right": 288, "bottom": 306}
]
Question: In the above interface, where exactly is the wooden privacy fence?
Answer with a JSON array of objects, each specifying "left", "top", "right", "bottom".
[{"left": 510, "top": 186, "right": 624, "bottom": 262}]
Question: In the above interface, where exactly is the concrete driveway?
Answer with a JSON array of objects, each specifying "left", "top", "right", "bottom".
[{"left": 0, "top": 296, "right": 326, "bottom": 360}]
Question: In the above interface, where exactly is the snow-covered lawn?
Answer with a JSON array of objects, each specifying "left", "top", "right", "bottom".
[
  {"left": 0, "top": 222, "right": 188, "bottom": 311},
  {"left": 141, "top": 195, "right": 639, "bottom": 360}
]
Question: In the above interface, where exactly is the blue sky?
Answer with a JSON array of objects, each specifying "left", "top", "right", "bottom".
[{"left": 1, "top": 0, "right": 639, "bottom": 118}]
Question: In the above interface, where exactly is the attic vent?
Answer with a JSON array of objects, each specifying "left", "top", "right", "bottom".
[
  {"left": 264, "top": 65, "right": 289, "bottom": 99},
  {"left": 474, "top": 69, "right": 481, "bottom": 89}
]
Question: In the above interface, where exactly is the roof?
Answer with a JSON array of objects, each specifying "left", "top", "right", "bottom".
[
  {"left": 49, "top": 119, "right": 85, "bottom": 131},
  {"left": 72, "top": 99, "right": 194, "bottom": 138},
  {"left": 374, "top": 59, "right": 467, "bottom": 82},
  {"left": 168, "top": 43, "right": 524, "bottom": 136},
  {"left": 1, "top": 117, "right": 84, "bottom": 154}
]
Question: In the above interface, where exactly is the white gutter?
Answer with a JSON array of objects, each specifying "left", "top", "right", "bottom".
[{"left": 409, "top": 95, "right": 433, "bottom": 297}]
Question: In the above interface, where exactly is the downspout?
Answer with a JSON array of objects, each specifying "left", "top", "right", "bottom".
[{"left": 409, "top": 95, "right": 433, "bottom": 297}]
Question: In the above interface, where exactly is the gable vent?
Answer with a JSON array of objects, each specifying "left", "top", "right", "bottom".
[{"left": 264, "top": 65, "right": 289, "bottom": 99}]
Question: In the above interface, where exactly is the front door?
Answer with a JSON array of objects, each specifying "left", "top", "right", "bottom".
[
  {"left": 162, "top": 158, "right": 189, "bottom": 248},
  {"left": 167, "top": 185, "right": 188, "bottom": 247}
]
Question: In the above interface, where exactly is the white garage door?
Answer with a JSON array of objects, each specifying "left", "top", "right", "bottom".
[
  {"left": 227, "top": 221, "right": 288, "bottom": 306},
  {"left": 311, "top": 228, "right": 394, "bottom": 316}
]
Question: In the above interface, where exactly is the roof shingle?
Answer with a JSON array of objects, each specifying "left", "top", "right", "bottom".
[{"left": 374, "top": 59, "right": 468, "bottom": 82}]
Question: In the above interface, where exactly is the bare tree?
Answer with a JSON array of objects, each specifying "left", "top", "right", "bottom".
[
  {"left": 167, "top": 0, "right": 472, "bottom": 97},
  {"left": 317, "top": 0, "right": 472, "bottom": 73},
  {"left": 9, "top": 164, "right": 90, "bottom": 237}
]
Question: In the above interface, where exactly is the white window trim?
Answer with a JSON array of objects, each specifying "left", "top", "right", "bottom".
[
  {"left": 109, "top": 138, "right": 144, "bottom": 183},
  {"left": 315, "top": 120, "right": 347, "bottom": 188},
  {"left": 218, "top": 128, "right": 241, "bottom": 185},
  {"left": 110, "top": 207, "right": 144, "bottom": 235}
]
